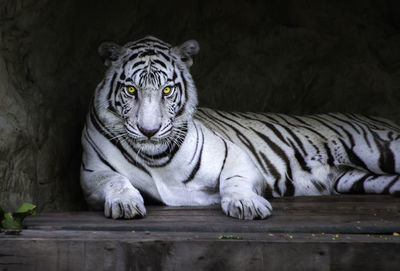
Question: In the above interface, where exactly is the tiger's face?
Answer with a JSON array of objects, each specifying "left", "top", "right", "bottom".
[{"left": 94, "top": 37, "right": 199, "bottom": 154}]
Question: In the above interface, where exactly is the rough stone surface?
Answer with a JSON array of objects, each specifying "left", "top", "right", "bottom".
[{"left": 0, "top": 0, "right": 400, "bottom": 211}]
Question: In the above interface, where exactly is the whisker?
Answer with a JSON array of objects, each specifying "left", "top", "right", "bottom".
[{"left": 108, "top": 133, "right": 128, "bottom": 141}]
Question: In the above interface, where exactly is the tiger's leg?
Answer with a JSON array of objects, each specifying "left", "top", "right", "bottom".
[
  {"left": 219, "top": 144, "right": 272, "bottom": 220},
  {"left": 81, "top": 131, "right": 146, "bottom": 219},
  {"left": 81, "top": 169, "right": 146, "bottom": 219},
  {"left": 334, "top": 169, "right": 400, "bottom": 195}
]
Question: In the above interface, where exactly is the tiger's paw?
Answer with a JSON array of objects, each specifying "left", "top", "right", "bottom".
[
  {"left": 104, "top": 192, "right": 146, "bottom": 219},
  {"left": 221, "top": 194, "right": 272, "bottom": 220}
]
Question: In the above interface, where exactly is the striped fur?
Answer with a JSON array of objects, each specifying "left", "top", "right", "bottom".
[{"left": 81, "top": 36, "right": 400, "bottom": 220}]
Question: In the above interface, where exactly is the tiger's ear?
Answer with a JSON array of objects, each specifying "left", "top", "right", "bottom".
[
  {"left": 98, "top": 42, "right": 126, "bottom": 67},
  {"left": 173, "top": 40, "right": 200, "bottom": 68}
]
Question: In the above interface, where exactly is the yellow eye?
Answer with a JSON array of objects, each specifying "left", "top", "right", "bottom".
[
  {"left": 127, "top": 86, "right": 136, "bottom": 93},
  {"left": 163, "top": 86, "right": 171, "bottom": 94}
]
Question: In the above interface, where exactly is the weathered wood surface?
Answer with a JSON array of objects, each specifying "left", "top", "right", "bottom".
[
  {"left": 24, "top": 195, "right": 400, "bottom": 234},
  {"left": 1, "top": 195, "right": 400, "bottom": 271}
]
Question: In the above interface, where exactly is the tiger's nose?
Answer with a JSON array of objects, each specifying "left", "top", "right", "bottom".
[{"left": 138, "top": 125, "right": 161, "bottom": 138}]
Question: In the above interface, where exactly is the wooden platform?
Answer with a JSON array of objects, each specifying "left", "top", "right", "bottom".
[{"left": 1, "top": 195, "right": 400, "bottom": 271}]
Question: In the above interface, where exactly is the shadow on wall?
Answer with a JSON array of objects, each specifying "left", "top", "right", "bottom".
[{"left": 0, "top": 0, "right": 400, "bottom": 211}]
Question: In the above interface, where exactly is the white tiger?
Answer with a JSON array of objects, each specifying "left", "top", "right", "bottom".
[{"left": 81, "top": 36, "right": 400, "bottom": 220}]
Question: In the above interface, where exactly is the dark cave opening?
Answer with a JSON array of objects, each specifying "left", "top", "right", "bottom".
[{"left": 1, "top": 0, "right": 400, "bottom": 211}]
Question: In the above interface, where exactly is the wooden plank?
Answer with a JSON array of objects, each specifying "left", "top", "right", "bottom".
[
  {"left": 24, "top": 216, "right": 400, "bottom": 234},
  {"left": 24, "top": 195, "right": 400, "bottom": 234},
  {"left": 2, "top": 230, "right": 400, "bottom": 243},
  {"left": 2, "top": 195, "right": 400, "bottom": 270},
  {"left": 1, "top": 231, "right": 400, "bottom": 271}
]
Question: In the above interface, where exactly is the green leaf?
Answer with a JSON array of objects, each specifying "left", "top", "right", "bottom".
[
  {"left": 1, "top": 212, "right": 23, "bottom": 229},
  {"left": 15, "top": 203, "right": 36, "bottom": 214},
  {"left": 13, "top": 203, "right": 36, "bottom": 225},
  {"left": 0, "top": 203, "right": 36, "bottom": 229}
]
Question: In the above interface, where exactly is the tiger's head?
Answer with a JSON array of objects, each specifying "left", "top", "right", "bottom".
[{"left": 94, "top": 36, "right": 199, "bottom": 154}]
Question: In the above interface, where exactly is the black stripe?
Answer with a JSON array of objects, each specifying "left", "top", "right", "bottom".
[
  {"left": 250, "top": 114, "right": 312, "bottom": 164},
  {"left": 383, "top": 176, "right": 399, "bottom": 194},
  {"left": 225, "top": 175, "right": 244, "bottom": 181},
  {"left": 327, "top": 113, "right": 361, "bottom": 134},
  {"left": 368, "top": 116, "right": 400, "bottom": 133},
  {"left": 275, "top": 114, "right": 329, "bottom": 141},
  {"left": 237, "top": 113, "right": 289, "bottom": 146},
  {"left": 131, "top": 60, "right": 146, "bottom": 69},
  {"left": 130, "top": 39, "right": 170, "bottom": 48},
  {"left": 182, "top": 126, "right": 204, "bottom": 184},
  {"left": 349, "top": 174, "right": 370, "bottom": 193},
  {"left": 287, "top": 138, "right": 311, "bottom": 172},
  {"left": 338, "top": 138, "right": 369, "bottom": 171},
  {"left": 217, "top": 139, "right": 229, "bottom": 186},
  {"left": 261, "top": 114, "right": 322, "bottom": 155},
  {"left": 172, "top": 70, "right": 178, "bottom": 81},
  {"left": 176, "top": 104, "right": 185, "bottom": 117},
  {"left": 251, "top": 128, "right": 295, "bottom": 196},
  {"left": 311, "top": 179, "right": 327, "bottom": 192},
  {"left": 129, "top": 44, "right": 171, "bottom": 51},
  {"left": 204, "top": 111, "right": 284, "bottom": 195},
  {"left": 300, "top": 126, "right": 329, "bottom": 141},
  {"left": 132, "top": 67, "right": 145, "bottom": 77},
  {"left": 308, "top": 115, "right": 343, "bottom": 137},
  {"left": 181, "top": 72, "right": 188, "bottom": 98},
  {"left": 89, "top": 105, "right": 151, "bottom": 176},
  {"left": 214, "top": 111, "right": 247, "bottom": 129},
  {"left": 139, "top": 49, "right": 157, "bottom": 57},
  {"left": 290, "top": 115, "right": 310, "bottom": 126},
  {"left": 106, "top": 73, "right": 117, "bottom": 109},
  {"left": 83, "top": 127, "right": 117, "bottom": 172},
  {"left": 259, "top": 152, "right": 282, "bottom": 196},
  {"left": 260, "top": 113, "right": 281, "bottom": 123},
  {"left": 346, "top": 114, "right": 372, "bottom": 149},
  {"left": 196, "top": 111, "right": 234, "bottom": 141},
  {"left": 323, "top": 143, "right": 335, "bottom": 166},
  {"left": 156, "top": 50, "right": 171, "bottom": 62},
  {"left": 278, "top": 125, "right": 308, "bottom": 156},
  {"left": 153, "top": 59, "right": 167, "bottom": 69},
  {"left": 318, "top": 115, "right": 356, "bottom": 147},
  {"left": 374, "top": 135, "right": 395, "bottom": 174},
  {"left": 334, "top": 171, "right": 348, "bottom": 192},
  {"left": 189, "top": 122, "right": 200, "bottom": 164},
  {"left": 128, "top": 53, "right": 139, "bottom": 61}
]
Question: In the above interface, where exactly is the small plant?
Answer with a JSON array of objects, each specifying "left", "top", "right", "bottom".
[{"left": 0, "top": 203, "right": 36, "bottom": 230}]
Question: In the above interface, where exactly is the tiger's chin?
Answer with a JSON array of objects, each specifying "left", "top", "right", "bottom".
[{"left": 129, "top": 136, "right": 172, "bottom": 155}]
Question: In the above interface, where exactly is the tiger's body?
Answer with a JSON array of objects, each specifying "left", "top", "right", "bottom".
[{"left": 81, "top": 36, "right": 400, "bottom": 220}]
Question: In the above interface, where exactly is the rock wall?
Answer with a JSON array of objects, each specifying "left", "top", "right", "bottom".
[{"left": 1, "top": 0, "right": 400, "bottom": 211}]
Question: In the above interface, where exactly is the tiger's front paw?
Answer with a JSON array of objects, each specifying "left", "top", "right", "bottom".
[
  {"left": 104, "top": 191, "right": 146, "bottom": 219},
  {"left": 221, "top": 194, "right": 272, "bottom": 220}
]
